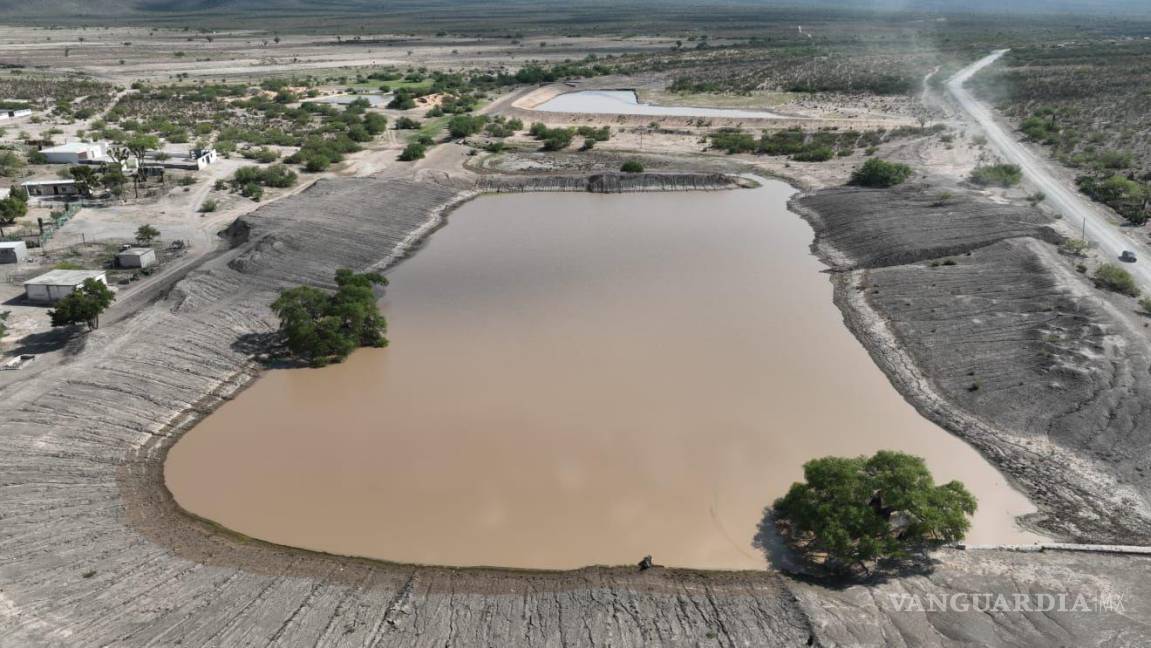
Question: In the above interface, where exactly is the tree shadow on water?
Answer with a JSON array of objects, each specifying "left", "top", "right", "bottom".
[
  {"left": 753, "top": 506, "right": 943, "bottom": 590},
  {"left": 230, "top": 331, "right": 311, "bottom": 369}
]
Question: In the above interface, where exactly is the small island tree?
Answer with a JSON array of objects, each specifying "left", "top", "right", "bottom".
[
  {"left": 773, "top": 450, "right": 977, "bottom": 575},
  {"left": 49, "top": 279, "right": 116, "bottom": 330},
  {"left": 271, "top": 269, "right": 389, "bottom": 366}
]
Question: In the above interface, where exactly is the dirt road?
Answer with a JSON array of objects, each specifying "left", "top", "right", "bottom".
[{"left": 948, "top": 50, "right": 1151, "bottom": 287}]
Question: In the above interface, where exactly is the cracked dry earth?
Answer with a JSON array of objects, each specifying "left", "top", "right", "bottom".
[{"left": 2, "top": 175, "right": 1151, "bottom": 647}]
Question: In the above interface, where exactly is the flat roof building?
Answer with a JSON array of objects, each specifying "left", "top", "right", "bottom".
[
  {"left": 21, "top": 179, "right": 85, "bottom": 200},
  {"left": 0, "top": 241, "right": 27, "bottom": 264},
  {"left": 39, "top": 142, "right": 106, "bottom": 165},
  {"left": 0, "top": 108, "right": 32, "bottom": 122},
  {"left": 24, "top": 270, "right": 107, "bottom": 304},
  {"left": 116, "top": 247, "right": 157, "bottom": 269}
]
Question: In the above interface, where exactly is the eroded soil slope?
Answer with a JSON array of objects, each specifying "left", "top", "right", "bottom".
[{"left": 797, "top": 184, "right": 1151, "bottom": 543}]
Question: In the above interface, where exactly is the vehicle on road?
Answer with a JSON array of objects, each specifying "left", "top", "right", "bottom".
[{"left": 1120, "top": 250, "right": 1137, "bottom": 263}]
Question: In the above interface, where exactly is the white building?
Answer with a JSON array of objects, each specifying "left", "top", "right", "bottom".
[
  {"left": 0, "top": 241, "right": 27, "bottom": 264},
  {"left": 24, "top": 270, "right": 107, "bottom": 304},
  {"left": 116, "top": 247, "right": 157, "bottom": 269},
  {"left": 0, "top": 108, "right": 32, "bottom": 122},
  {"left": 21, "top": 179, "right": 85, "bottom": 200},
  {"left": 39, "top": 142, "right": 106, "bottom": 165}
]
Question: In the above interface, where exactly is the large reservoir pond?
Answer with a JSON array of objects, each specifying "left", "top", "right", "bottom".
[
  {"left": 536, "top": 89, "right": 785, "bottom": 119},
  {"left": 166, "top": 181, "right": 1044, "bottom": 570}
]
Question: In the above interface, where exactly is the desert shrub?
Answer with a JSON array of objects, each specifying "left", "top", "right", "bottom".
[
  {"left": 620, "top": 160, "right": 644, "bottom": 173},
  {"left": 849, "top": 158, "right": 913, "bottom": 188},
  {"left": 1077, "top": 174, "right": 1149, "bottom": 225},
  {"left": 399, "top": 143, "right": 426, "bottom": 161},
  {"left": 969, "top": 163, "right": 1023, "bottom": 188},
  {"left": 1093, "top": 263, "right": 1140, "bottom": 297},
  {"left": 447, "top": 114, "right": 487, "bottom": 139},
  {"left": 242, "top": 147, "right": 280, "bottom": 163},
  {"left": 791, "top": 146, "right": 835, "bottom": 162},
  {"left": 709, "top": 128, "right": 757, "bottom": 154}
]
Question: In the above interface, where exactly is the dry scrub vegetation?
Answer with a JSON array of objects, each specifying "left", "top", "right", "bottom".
[{"left": 972, "top": 40, "right": 1151, "bottom": 222}]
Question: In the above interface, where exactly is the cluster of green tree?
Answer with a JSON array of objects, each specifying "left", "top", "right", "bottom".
[
  {"left": 363, "top": 68, "right": 403, "bottom": 83},
  {"left": 969, "top": 164, "right": 1023, "bottom": 188},
  {"left": 0, "top": 185, "right": 28, "bottom": 232},
  {"left": 426, "top": 94, "right": 481, "bottom": 117},
  {"left": 399, "top": 140, "right": 430, "bottom": 161},
  {"left": 103, "top": 82, "right": 389, "bottom": 161},
  {"left": 710, "top": 127, "right": 877, "bottom": 161},
  {"left": 528, "top": 123, "right": 575, "bottom": 151},
  {"left": 241, "top": 147, "right": 280, "bottom": 163},
  {"left": 1077, "top": 174, "right": 1149, "bottom": 225},
  {"left": 394, "top": 116, "right": 421, "bottom": 130},
  {"left": 773, "top": 451, "right": 977, "bottom": 574},
  {"left": 849, "top": 158, "right": 914, "bottom": 188},
  {"left": 483, "top": 116, "right": 523, "bottom": 138},
  {"left": 387, "top": 89, "right": 421, "bottom": 110},
  {"left": 270, "top": 269, "right": 389, "bottom": 366},
  {"left": 48, "top": 278, "right": 115, "bottom": 330},
  {"left": 447, "top": 114, "right": 488, "bottom": 139},
  {"left": 1093, "top": 263, "right": 1140, "bottom": 297},
  {"left": 1020, "top": 108, "right": 1061, "bottom": 144},
  {"left": 68, "top": 164, "right": 128, "bottom": 198},
  {"left": 284, "top": 134, "right": 363, "bottom": 173},
  {"left": 492, "top": 61, "right": 616, "bottom": 87},
  {"left": 230, "top": 164, "right": 297, "bottom": 201},
  {"left": 575, "top": 126, "right": 611, "bottom": 150}
]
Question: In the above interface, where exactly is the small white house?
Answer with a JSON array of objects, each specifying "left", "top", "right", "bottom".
[
  {"left": 21, "top": 179, "right": 85, "bottom": 199},
  {"left": 24, "top": 270, "right": 107, "bottom": 304},
  {"left": 0, "top": 108, "right": 32, "bottom": 122},
  {"left": 116, "top": 247, "right": 157, "bottom": 269},
  {"left": 0, "top": 241, "right": 27, "bottom": 264},
  {"left": 39, "top": 142, "right": 106, "bottom": 165}
]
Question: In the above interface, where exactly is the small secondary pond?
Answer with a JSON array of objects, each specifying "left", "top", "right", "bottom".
[
  {"left": 165, "top": 181, "right": 1044, "bottom": 570},
  {"left": 536, "top": 89, "right": 785, "bottom": 119}
]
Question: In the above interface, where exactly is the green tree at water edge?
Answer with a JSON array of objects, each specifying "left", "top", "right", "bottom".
[
  {"left": 773, "top": 450, "right": 977, "bottom": 575},
  {"left": 271, "top": 269, "right": 389, "bottom": 367}
]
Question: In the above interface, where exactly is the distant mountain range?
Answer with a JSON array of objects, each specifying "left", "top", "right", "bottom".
[{"left": 0, "top": 0, "right": 1148, "bottom": 20}]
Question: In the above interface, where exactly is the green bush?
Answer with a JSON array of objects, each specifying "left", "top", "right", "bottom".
[
  {"left": 791, "top": 146, "right": 835, "bottom": 162},
  {"left": 1077, "top": 174, "right": 1149, "bottom": 225},
  {"left": 447, "top": 114, "right": 488, "bottom": 139},
  {"left": 969, "top": 163, "right": 1023, "bottom": 188},
  {"left": 399, "top": 143, "right": 426, "bottom": 161},
  {"left": 849, "top": 158, "right": 914, "bottom": 188},
  {"left": 1093, "top": 263, "right": 1140, "bottom": 297},
  {"left": 620, "top": 160, "right": 644, "bottom": 173},
  {"left": 394, "top": 116, "right": 421, "bottom": 130}
]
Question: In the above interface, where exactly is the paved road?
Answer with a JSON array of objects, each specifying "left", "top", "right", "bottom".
[{"left": 948, "top": 50, "right": 1151, "bottom": 289}]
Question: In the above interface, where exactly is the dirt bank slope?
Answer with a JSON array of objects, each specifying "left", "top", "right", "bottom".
[
  {"left": 795, "top": 183, "right": 1151, "bottom": 543},
  {"left": 0, "top": 175, "right": 815, "bottom": 647}
]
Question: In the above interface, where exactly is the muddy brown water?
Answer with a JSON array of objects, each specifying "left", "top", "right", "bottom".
[{"left": 165, "top": 180, "right": 1046, "bottom": 570}]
